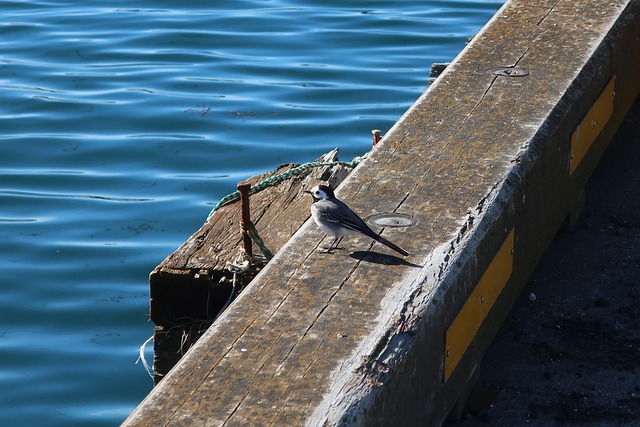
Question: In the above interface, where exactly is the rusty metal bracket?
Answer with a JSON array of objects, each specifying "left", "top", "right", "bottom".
[{"left": 237, "top": 181, "right": 253, "bottom": 258}]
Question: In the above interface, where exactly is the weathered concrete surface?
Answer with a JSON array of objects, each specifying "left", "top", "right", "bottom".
[{"left": 124, "top": 0, "right": 640, "bottom": 425}]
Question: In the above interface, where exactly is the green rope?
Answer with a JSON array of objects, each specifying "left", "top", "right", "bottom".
[
  {"left": 207, "top": 156, "right": 361, "bottom": 262},
  {"left": 207, "top": 158, "right": 360, "bottom": 219},
  {"left": 242, "top": 222, "right": 274, "bottom": 260}
]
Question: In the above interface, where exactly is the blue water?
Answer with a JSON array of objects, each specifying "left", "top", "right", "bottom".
[{"left": 1, "top": 1, "right": 504, "bottom": 425}]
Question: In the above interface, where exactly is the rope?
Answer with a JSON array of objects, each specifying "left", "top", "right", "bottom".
[
  {"left": 136, "top": 335, "right": 154, "bottom": 379},
  {"left": 214, "top": 270, "right": 237, "bottom": 322},
  {"left": 207, "top": 159, "right": 360, "bottom": 219},
  {"left": 242, "top": 221, "right": 274, "bottom": 260}
]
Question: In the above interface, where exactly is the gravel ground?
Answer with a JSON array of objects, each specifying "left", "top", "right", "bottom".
[{"left": 453, "top": 100, "right": 640, "bottom": 426}]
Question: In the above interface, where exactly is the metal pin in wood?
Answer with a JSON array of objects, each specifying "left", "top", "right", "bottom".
[
  {"left": 237, "top": 181, "right": 253, "bottom": 258},
  {"left": 371, "top": 129, "right": 382, "bottom": 145}
]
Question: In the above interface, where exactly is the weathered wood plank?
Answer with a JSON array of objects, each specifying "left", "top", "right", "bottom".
[
  {"left": 149, "top": 149, "right": 354, "bottom": 382},
  {"left": 125, "top": 0, "right": 640, "bottom": 425},
  {"left": 150, "top": 149, "right": 351, "bottom": 319}
]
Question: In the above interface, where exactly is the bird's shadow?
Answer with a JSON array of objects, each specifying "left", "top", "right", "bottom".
[{"left": 349, "top": 250, "right": 422, "bottom": 268}]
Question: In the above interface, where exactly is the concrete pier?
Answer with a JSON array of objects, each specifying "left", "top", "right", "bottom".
[{"left": 124, "top": 0, "right": 640, "bottom": 425}]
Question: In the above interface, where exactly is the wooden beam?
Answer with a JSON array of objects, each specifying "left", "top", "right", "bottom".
[
  {"left": 125, "top": 0, "right": 640, "bottom": 425},
  {"left": 148, "top": 149, "right": 353, "bottom": 382}
]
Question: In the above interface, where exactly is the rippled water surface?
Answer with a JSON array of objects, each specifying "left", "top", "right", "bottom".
[{"left": 1, "top": 1, "right": 504, "bottom": 425}]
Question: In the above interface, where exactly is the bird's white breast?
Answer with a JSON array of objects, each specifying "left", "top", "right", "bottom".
[{"left": 310, "top": 204, "right": 336, "bottom": 236}]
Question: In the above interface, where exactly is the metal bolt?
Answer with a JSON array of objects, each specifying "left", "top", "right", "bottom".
[{"left": 486, "top": 66, "right": 530, "bottom": 77}]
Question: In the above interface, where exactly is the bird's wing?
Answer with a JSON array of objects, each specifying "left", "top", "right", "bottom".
[{"left": 318, "top": 200, "right": 375, "bottom": 236}]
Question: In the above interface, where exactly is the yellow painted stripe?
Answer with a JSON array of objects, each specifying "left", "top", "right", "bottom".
[
  {"left": 444, "top": 228, "right": 515, "bottom": 382},
  {"left": 570, "top": 76, "right": 616, "bottom": 175}
]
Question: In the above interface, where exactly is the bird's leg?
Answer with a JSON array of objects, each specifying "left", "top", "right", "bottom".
[{"left": 325, "top": 236, "right": 343, "bottom": 253}]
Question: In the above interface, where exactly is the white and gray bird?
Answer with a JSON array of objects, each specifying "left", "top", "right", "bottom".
[{"left": 305, "top": 184, "right": 409, "bottom": 256}]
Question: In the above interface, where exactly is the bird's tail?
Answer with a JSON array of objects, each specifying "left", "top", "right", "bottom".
[{"left": 374, "top": 235, "right": 410, "bottom": 257}]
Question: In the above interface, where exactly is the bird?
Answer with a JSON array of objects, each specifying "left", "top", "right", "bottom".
[{"left": 305, "top": 184, "right": 410, "bottom": 256}]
